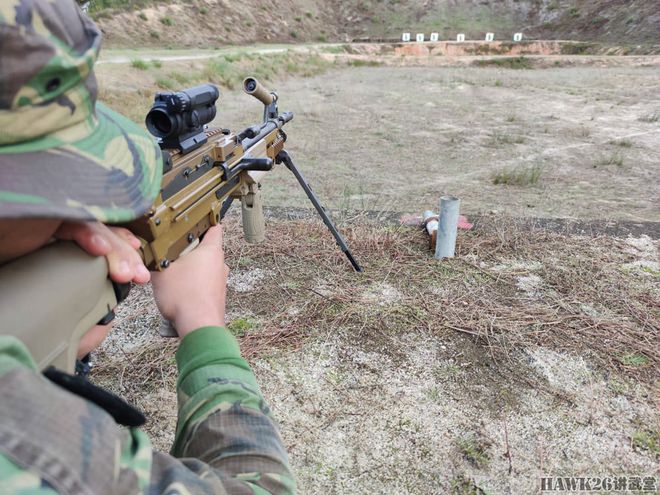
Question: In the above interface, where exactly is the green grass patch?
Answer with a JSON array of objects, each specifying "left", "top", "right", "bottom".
[
  {"left": 451, "top": 475, "right": 490, "bottom": 494},
  {"left": 223, "top": 53, "right": 244, "bottom": 63},
  {"left": 608, "top": 138, "right": 633, "bottom": 148},
  {"left": 160, "top": 16, "right": 173, "bottom": 26},
  {"left": 433, "top": 363, "right": 462, "bottom": 382},
  {"left": 641, "top": 266, "right": 660, "bottom": 278},
  {"left": 228, "top": 318, "right": 255, "bottom": 337},
  {"left": 492, "top": 164, "right": 542, "bottom": 186},
  {"left": 168, "top": 71, "right": 193, "bottom": 85},
  {"left": 488, "top": 131, "right": 526, "bottom": 146},
  {"left": 595, "top": 152, "right": 624, "bottom": 168},
  {"left": 456, "top": 435, "right": 490, "bottom": 468},
  {"left": 130, "top": 59, "right": 149, "bottom": 70},
  {"left": 577, "top": 126, "right": 591, "bottom": 138},
  {"left": 632, "top": 429, "right": 660, "bottom": 455},
  {"left": 346, "top": 59, "right": 383, "bottom": 67},
  {"left": 474, "top": 56, "right": 533, "bottom": 69},
  {"left": 321, "top": 45, "right": 349, "bottom": 54},
  {"left": 607, "top": 377, "right": 630, "bottom": 395},
  {"left": 154, "top": 77, "right": 176, "bottom": 90},
  {"left": 201, "top": 51, "right": 331, "bottom": 90},
  {"left": 638, "top": 111, "right": 659, "bottom": 123},
  {"left": 617, "top": 353, "right": 649, "bottom": 367}
]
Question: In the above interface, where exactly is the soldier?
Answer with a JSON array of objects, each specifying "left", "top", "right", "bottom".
[{"left": 0, "top": 1, "right": 295, "bottom": 493}]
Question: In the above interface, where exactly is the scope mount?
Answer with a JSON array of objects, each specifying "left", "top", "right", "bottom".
[{"left": 263, "top": 93, "right": 279, "bottom": 122}]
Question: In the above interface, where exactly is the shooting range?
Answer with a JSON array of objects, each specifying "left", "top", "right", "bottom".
[{"left": 85, "top": 2, "right": 660, "bottom": 493}]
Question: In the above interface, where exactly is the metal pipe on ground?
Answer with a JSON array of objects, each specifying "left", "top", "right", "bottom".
[{"left": 435, "top": 196, "right": 460, "bottom": 259}]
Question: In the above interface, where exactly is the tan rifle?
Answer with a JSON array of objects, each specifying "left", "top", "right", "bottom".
[{"left": 0, "top": 77, "right": 360, "bottom": 373}]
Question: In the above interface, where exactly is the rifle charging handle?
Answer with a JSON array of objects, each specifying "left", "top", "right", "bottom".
[{"left": 244, "top": 77, "right": 275, "bottom": 106}]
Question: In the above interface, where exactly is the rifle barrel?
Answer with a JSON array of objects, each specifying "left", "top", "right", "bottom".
[{"left": 241, "top": 112, "right": 294, "bottom": 149}]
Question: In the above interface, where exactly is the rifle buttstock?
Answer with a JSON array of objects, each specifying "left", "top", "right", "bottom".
[{"left": 0, "top": 242, "right": 117, "bottom": 372}]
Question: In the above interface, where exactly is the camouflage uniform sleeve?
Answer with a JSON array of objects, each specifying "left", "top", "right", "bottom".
[
  {"left": 147, "top": 326, "right": 296, "bottom": 495},
  {"left": 0, "top": 337, "right": 58, "bottom": 494}
]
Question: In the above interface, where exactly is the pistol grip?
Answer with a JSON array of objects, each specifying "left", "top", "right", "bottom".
[{"left": 241, "top": 189, "right": 265, "bottom": 244}]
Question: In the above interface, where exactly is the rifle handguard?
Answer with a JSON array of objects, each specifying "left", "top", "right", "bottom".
[{"left": 0, "top": 242, "right": 118, "bottom": 373}]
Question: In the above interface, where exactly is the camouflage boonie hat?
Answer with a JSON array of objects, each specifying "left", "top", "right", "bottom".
[{"left": 0, "top": 0, "right": 162, "bottom": 223}]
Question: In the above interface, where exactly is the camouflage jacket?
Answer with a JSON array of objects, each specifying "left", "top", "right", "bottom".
[{"left": 0, "top": 327, "right": 296, "bottom": 494}]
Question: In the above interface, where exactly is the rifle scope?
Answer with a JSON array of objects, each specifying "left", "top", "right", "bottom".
[{"left": 145, "top": 84, "right": 219, "bottom": 153}]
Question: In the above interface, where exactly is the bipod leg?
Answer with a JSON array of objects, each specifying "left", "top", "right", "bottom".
[{"left": 277, "top": 150, "right": 363, "bottom": 272}]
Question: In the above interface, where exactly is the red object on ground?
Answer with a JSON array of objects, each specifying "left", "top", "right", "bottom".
[{"left": 457, "top": 215, "right": 474, "bottom": 230}]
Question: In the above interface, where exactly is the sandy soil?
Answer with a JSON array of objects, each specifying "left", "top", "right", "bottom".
[
  {"left": 99, "top": 52, "right": 660, "bottom": 221},
  {"left": 93, "top": 217, "right": 659, "bottom": 495},
  {"left": 210, "top": 64, "right": 660, "bottom": 223},
  {"left": 91, "top": 52, "right": 660, "bottom": 494},
  {"left": 96, "top": 53, "right": 660, "bottom": 222}
]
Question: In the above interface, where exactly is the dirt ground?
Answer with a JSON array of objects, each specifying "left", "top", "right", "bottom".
[
  {"left": 93, "top": 216, "right": 659, "bottom": 495},
  {"left": 91, "top": 52, "right": 660, "bottom": 494},
  {"left": 218, "top": 64, "right": 660, "bottom": 223},
  {"left": 96, "top": 52, "right": 660, "bottom": 222}
]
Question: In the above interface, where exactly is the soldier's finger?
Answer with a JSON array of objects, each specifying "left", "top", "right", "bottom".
[
  {"left": 105, "top": 231, "right": 150, "bottom": 284},
  {"left": 54, "top": 221, "right": 112, "bottom": 256},
  {"left": 55, "top": 222, "right": 147, "bottom": 283},
  {"left": 109, "top": 226, "right": 142, "bottom": 250}
]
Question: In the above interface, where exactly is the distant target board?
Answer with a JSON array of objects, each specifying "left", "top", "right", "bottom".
[
  {"left": 456, "top": 33, "right": 465, "bottom": 42},
  {"left": 416, "top": 33, "right": 425, "bottom": 42},
  {"left": 402, "top": 32, "right": 411, "bottom": 42},
  {"left": 513, "top": 32, "right": 523, "bottom": 41},
  {"left": 485, "top": 32, "right": 494, "bottom": 42},
  {"left": 430, "top": 32, "right": 439, "bottom": 42}
]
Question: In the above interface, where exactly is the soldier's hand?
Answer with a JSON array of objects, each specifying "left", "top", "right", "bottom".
[
  {"left": 151, "top": 225, "right": 229, "bottom": 338},
  {"left": 54, "top": 221, "right": 150, "bottom": 284}
]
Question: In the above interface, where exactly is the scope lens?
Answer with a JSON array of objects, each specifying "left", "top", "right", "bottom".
[{"left": 146, "top": 108, "right": 175, "bottom": 138}]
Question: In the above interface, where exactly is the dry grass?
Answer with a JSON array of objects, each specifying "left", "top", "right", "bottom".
[
  {"left": 95, "top": 217, "right": 658, "bottom": 395},
  {"left": 90, "top": 216, "right": 659, "bottom": 491},
  {"left": 238, "top": 217, "right": 657, "bottom": 382}
]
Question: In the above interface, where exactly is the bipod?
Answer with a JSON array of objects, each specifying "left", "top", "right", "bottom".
[{"left": 277, "top": 150, "right": 363, "bottom": 273}]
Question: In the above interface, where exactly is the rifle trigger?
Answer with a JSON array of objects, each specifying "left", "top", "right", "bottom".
[{"left": 112, "top": 282, "right": 131, "bottom": 304}]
